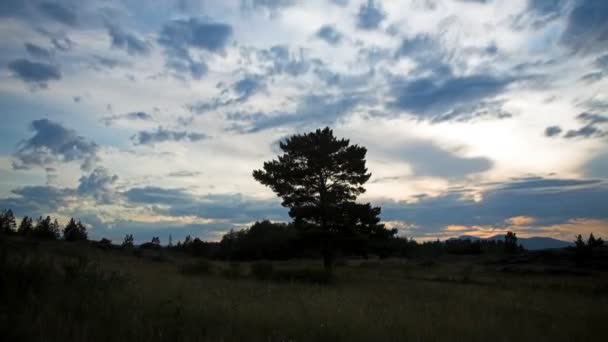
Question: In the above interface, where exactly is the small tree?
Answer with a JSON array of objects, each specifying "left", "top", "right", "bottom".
[
  {"left": 63, "top": 218, "right": 88, "bottom": 241},
  {"left": 17, "top": 216, "right": 34, "bottom": 236},
  {"left": 504, "top": 231, "right": 518, "bottom": 253},
  {"left": 0, "top": 209, "right": 17, "bottom": 234},
  {"left": 122, "top": 234, "right": 134, "bottom": 248},
  {"left": 253, "top": 127, "right": 393, "bottom": 270},
  {"left": 151, "top": 236, "right": 160, "bottom": 245}
]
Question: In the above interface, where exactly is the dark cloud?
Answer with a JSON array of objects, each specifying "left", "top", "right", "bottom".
[
  {"left": 596, "top": 54, "right": 608, "bottom": 70},
  {"left": 396, "top": 34, "right": 439, "bottom": 60},
  {"left": 562, "top": 112, "right": 608, "bottom": 139},
  {"left": 560, "top": 0, "right": 608, "bottom": 55},
  {"left": 233, "top": 74, "right": 265, "bottom": 100},
  {"left": 564, "top": 125, "right": 605, "bottom": 139},
  {"left": 132, "top": 127, "right": 208, "bottom": 145},
  {"left": 77, "top": 167, "right": 119, "bottom": 203},
  {"left": 102, "top": 111, "right": 153, "bottom": 126},
  {"left": 167, "top": 170, "right": 202, "bottom": 178},
  {"left": 7, "top": 59, "right": 61, "bottom": 88},
  {"left": 51, "top": 36, "right": 74, "bottom": 51},
  {"left": 577, "top": 112, "right": 608, "bottom": 125},
  {"left": 584, "top": 152, "right": 608, "bottom": 178},
  {"left": 241, "top": 0, "right": 295, "bottom": 12},
  {"left": 39, "top": 2, "right": 77, "bottom": 26},
  {"left": 258, "top": 45, "right": 311, "bottom": 77},
  {"left": 388, "top": 74, "right": 512, "bottom": 119},
  {"left": 380, "top": 177, "right": 608, "bottom": 232},
  {"left": 0, "top": 0, "right": 27, "bottom": 18},
  {"left": 329, "top": 0, "right": 349, "bottom": 6},
  {"left": 158, "top": 18, "right": 232, "bottom": 79},
  {"left": 499, "top": 176, "right": 602, "bottom": 190},
  {"left": 372, "top": 140, "right": 493, "bottom": 181},
  {"left": 189, "top": 74, "right": 265, "bottom": 114},
  {"left": 107, "top": 25, "right": 150, "bottom": 56},
  {"left": 544, "top": 125, "right": 562, "bottom": 137},
  {"left": 13, "top": 119, "right": 99, "bottom": 171},
  {"left": 124, "top": 187, "right": 286, "bottom": 223},
  {"left": 357, "top": 0, "right": 386, "bottom": 30},
  {"left": 430, "top": 100, "right": 513, "bottom": 124},
  {"left": 401, "top": 142, "right": 493, "bottom": 179},
  {"left": 316, "top": 25, "right": 343, "bottom": 45},
  {"left": 0, "top": 185, "right": 71, "bottom": 216},
  {"left": 228, "top": 93, "right": 361, "bottom": 133},
  {"left": 25, "top": 43, "right": 52, "bottom": 60},
  {"left": 580, "top": 72, "right": 604, "bottom": 83}
]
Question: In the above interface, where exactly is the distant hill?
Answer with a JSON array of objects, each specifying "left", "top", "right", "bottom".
[{"left": 451, "top": 235, "right": 573, "bottom": 251}]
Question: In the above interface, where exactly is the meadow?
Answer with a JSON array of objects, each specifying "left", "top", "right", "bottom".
[{"left": 2, "top": 236, "right": 607, "bottom": 342}]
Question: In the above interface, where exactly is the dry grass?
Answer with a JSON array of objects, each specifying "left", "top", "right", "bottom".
[{"left": 1, "top": 237, "right": 607, "bottom": 341}]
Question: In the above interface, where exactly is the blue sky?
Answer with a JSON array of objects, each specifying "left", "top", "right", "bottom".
[{"left": 0, "top": 0, "right": 607, "bottom": 243}]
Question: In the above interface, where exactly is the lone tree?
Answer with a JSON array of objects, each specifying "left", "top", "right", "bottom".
[{"left": 253, "top": 127, "right": 393, "bottom": 270}]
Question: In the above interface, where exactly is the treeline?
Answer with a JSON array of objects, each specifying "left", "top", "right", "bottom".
[
  {"left": 171, "top": 220, "right": 526, "bottom": 260},
  {"left": 0, "top": 209, "right": 87, "bottom": 241},
  {"left": 4, "top": 208, "right": 605, "bottom": 263}
]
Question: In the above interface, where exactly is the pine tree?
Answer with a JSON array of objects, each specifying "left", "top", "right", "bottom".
[{"left": 253, "top": 127, "right": 393, "bottom": 270}]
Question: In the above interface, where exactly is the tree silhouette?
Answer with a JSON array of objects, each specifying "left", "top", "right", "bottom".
[
  {"left": 32, "top": 216, "right": 60, "bottom": 240},
  {"left": 504, "top": 231, "right": 518, "bottom": 253},
  {"left": 122, "top": 234, "right": 134, "bottom": 248},
  {"left": 253, "top": 127, "right": 391, "bottom": 270},
  {"left": 0, "top": 209, "right": 17, "bottom": 234},
  {"left": 17, "top": 216, "right": 34, "bottom": 236},
  {"left": 63, "top": 218, "right": 88, "bottom": 241}
]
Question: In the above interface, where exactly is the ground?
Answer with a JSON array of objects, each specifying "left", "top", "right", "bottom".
[{"left": 1, "top": 236, "right": 607, "bottom": 341}]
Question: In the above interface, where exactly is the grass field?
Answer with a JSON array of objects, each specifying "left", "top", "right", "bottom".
[{"left": 2, "top": 236, "right": 607, "bottom": 341}]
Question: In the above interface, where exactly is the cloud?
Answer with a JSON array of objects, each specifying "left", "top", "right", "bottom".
[
  {"left": 401, "top": 141, "right": 493, "bottom": 179},
  {"left": 77, "top": 167, "right": 119, "bottom": 203},
  {"left": 0, "top": 185, "right": 72, "bottom": 216},
  {"left": 228, "top": 93, "right": 361, "bottom": 133},
  {"left": 102, "top": 111, "right": 153, "bottom": 126},
  {"left": 560, "top": 0, "right": 608, "bottom": 55},
  {"left": 316, "top": 25, "right": 343, "bottom": 45},
  {"left": 124, "top": 187, "right": 286, "bottom": 223},
  {"left": 167, "top": 170, "right": 202, "bottom": 178},
  {"left": 379, "top": 177, "right": 608, "bottom": 233},
  {"left": 505, "top": 216, "right": 536, "bottom": 226},
  {"left": 372, "top": 140, "right": 493, "bottom": 181},
  {"left": 564, "top": 125, "right": 605, "bottom": 139},
  {"left": 240, "top": 0, "right": 295, "bottom": 12},
  {"left": 7, "top": 59, "right": 61, "bottom": 88},
  {"left": 158, "top": 18, "right": 232, "bottom": 78},
  {"left": 39, "top": 2, "right": 77, "bottom": 26},
  {"left": 544, "top": 125, "right": 562, "bottom": 137},
  {"left": 0, "top": 0, "right": 27, "bottom": 18},
  {"left": 388, "top": 74, "right": 512, "bottom": 119},
  {"left": 25, "top": 43, "right": 52, "bottom": 60},
  {"left": 258, "top": 45, "right": 311, "bottom": 77},
  {"left": 132, "top": 127, "right": 208, "bottom": 145},
  {"left": 107, "top": 25, "right": 151, "bottom": 56},
  {"left": 13, "top": 119, "right": 99, "bottom": 171},
  {"left": 584, "top": 152, "right": 608, "bottom": 178},
  {"left": 356, "top": 0, "right": 386, "bottom": 30}
]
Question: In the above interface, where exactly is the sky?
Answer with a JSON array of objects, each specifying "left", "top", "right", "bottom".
[{"left": 0, "top": 0, "right": 607, "bottom": 243}]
